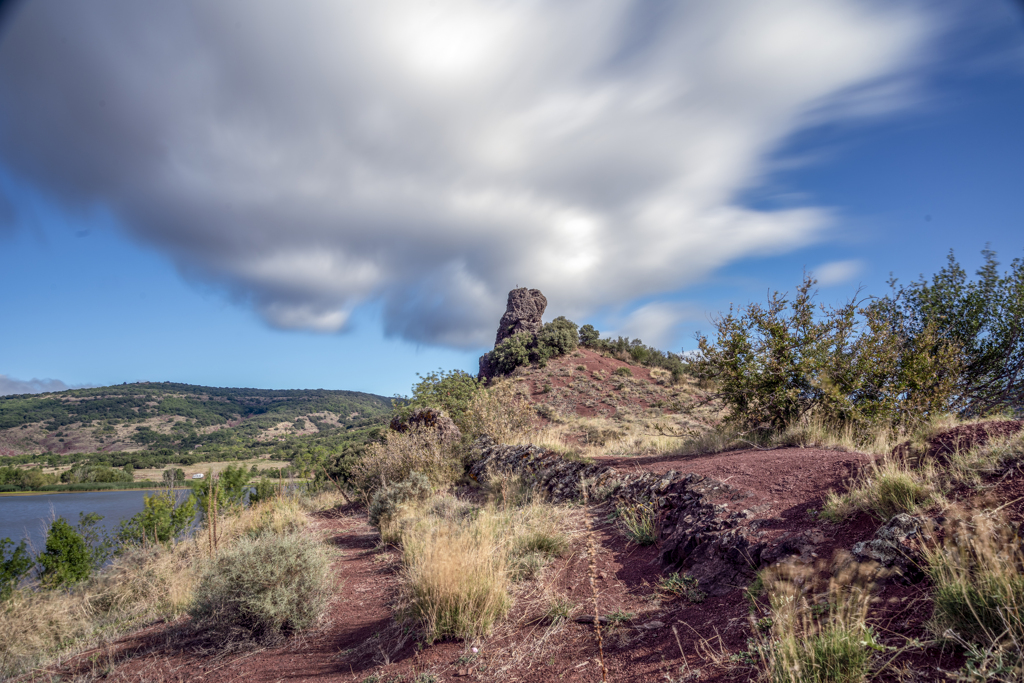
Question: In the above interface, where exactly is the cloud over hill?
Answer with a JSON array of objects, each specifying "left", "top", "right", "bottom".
[{"left": 0, "top": 0, "right": 939, "bottom": 348}]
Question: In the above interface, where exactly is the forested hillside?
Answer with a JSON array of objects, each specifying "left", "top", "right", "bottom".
[{"left": 0, "top": 382, "right": 392, "bottom": 468}]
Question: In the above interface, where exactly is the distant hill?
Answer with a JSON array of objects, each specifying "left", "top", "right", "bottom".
[{"left": 0, "top": 382, "right": 393, "bottom": 464}]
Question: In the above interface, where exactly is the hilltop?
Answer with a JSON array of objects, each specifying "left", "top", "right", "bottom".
[{"left": 0, "top": 382, "right": 392, "bottom": 464}]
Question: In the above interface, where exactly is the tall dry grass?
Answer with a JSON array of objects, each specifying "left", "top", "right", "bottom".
[
  {"left": 923, "top": 510, "right": 1024, "bottom": 680},
  {"left": 385, "top": 475, "right": 573, "bottom": 643},
  {"left": 0, "top": 489, "right": 346, "bottom": 679},
  {"left": 351, "top": 426, "right": 463, "bottom": 492},
  {"left": 758, "top": 555, "right": 884, "bottom": 683}
]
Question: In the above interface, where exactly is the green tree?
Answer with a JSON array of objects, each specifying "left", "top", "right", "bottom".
[
  {"left": 402, "top": 369, "right": 482, "bottom": 433},
  {"left": 1, "top": 537, "right": 33, "bottom": 601},
  {"left": 692, "top": 273, "right": 962, "bottom": 433},
  {"left": 534, "top": 316, "right": 579, "bottom": 361},
  {"left": 874, "top": 249, "right": 1024, "bottom": 416},
  {"left": 118, "top": 491, "right": 197, "bottom": 546},
  {"left": 76, "top": 512, "right": 114, "bottom": 569},
  {"left": 38, "top": 518, "right": 92, "bottom": 588},
  {"left": 579, "top": 324, "right": 601, "bottom": 347}
]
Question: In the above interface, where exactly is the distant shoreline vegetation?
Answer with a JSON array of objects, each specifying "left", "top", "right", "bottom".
[{"left": 0, "top": 481, "right": 170, "bottom": 496}]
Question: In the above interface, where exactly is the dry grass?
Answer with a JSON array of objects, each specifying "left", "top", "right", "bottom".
[
  {"left": 757, "top": 555, "right": 885, "bottom": 683},
  {"left": 351, "top": 426, "right": 463, "bottom": 492},
  {"left": 0, "top": 489, "right": 346, "bottom": 679},
  {"left": 384, "top": 475, "right": 575, "bottom": 643},
  {"left": 465, "top": 380, "right": 535, "bottom": 444},
  {"left": 821, "top": 457, "right": 937, "bottom": 522},
  {"left": 922, "top": 509, "right": 1024, "bottom": 680}
]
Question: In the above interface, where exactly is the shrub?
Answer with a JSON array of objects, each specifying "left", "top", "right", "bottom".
[
  {"left": 352, "top": 425, "right": 462, "bottom": 493},
  {"left": 463, "top": 380, "right": 534, "bottom": 443},
  {"left": 488, "top": 332, "right": 533, "bottom": 375},
  {"left": 368, "top": 472, "right": 433, "bottom": 529},
  {"left": 613, "top": 367, "right": 632, "bottom": 377},
  {"left": 877, "top": 249, "right": 1024, "bottom": 417},
  {"left": 118, "top": 491, "right": 197, "bottom": 546},
  {"left": 189, "top": 532, "right": 332, "bottom": 645},
  {"left": 534, "top": 316, "right": 578, "bottom": 361},
  {"left": 0, "top": 538, "right": 32, "bottom": 601},
  {"left": 401, "top": 369, "right": 483, "bottom": 435},
  {"left": 692, "top": 273, "right": 962, "bottom": 434},
  {"left": 579, "top": 324, "right": 600, "bottom": 347},
  {"left": 38, "top": 518, "right": 91, "bottom": 588}
]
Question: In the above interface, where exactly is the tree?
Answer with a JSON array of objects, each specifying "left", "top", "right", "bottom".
[
  {"left": 873, "top": 249, "right": 1024, "bottom": 416},
  {"left": 692, "top": 273, "right": 962, "bottom": 433},
  {"left": 39, "top": 518, "right": 92, "bottom": 587},
  {"left": 118, "top": 491, "right": 197, "bottom": 546},
  {"left": 1, "top": 537, "right": 33, "bottom": 601}
]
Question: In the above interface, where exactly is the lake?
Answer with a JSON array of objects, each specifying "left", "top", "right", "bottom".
[{"left": 0, "top": 489, "right": 192, "bottom": 554}]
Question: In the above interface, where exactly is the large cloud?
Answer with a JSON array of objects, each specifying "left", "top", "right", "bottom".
[{"left": 0, "top": 0, "right": 935, "bottom": 347}]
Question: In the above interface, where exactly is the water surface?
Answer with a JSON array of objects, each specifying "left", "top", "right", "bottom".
[{"left": 0, "top": 489, "right": 190, "bottom": 554}]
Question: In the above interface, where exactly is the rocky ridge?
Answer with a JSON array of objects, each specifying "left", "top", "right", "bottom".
[{"left": 470, "top": 437, "right": 833, "bottom": 596}]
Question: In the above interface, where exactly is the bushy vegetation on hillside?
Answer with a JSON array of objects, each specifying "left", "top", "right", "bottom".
[
  {"left": 692, "top": 250, "right": 1023, "bottom": 436},
  {"left": 0, "top": 383, "right": 392, "bottom": 469}
]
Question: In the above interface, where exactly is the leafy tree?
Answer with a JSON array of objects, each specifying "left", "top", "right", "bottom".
[
  {"left": 692, "top": 273, "right": 962, "bottom": 433},
  {"left": 1, "top": 537, "right": 33, "bottom": 601},
  {"left": 489, "top": 332, "right": 533, "bottom": 374},
  {"left": 190, "top": 465, "right": 252, "bottom": 515},
  {"left": 249, "top": 478, "right": 278, "bottom": 505},
  {"left": 873, "top": 249, "right": 1024, "bottom": 416},
  {"left": 534, "top": 316, "right": 579, "bottom": 361},
  {"left": 401, "top": 369, "right": 483, "bottom": 433},
  {"left": 118, "top": 491, "right": 197, "bottom": 546},
  {"left": 76, "top": 512, "right": 114, "bottom": 569},
  {"left": 579, "top": 324, "right": 601, "bottom": 347},
  {"left": 38, "top": 518, "right": 92, "bottom": 587}
]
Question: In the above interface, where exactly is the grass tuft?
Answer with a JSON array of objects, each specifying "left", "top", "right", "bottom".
[{"left": 616, "top": 502, "right": 658, "bottom": 546}]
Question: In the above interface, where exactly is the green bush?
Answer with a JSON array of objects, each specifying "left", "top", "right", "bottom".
[
  {"left": 876, "top": 249, "right": 1024, "bottom": 417},
  {"left": 0, "top": 538, "right": 33, "bottom": 601},
  {"left": 368, "top": 471, "right": 433, "bottom": 529},
  {"left": 401, "top": 369, "right": 482, "bottom": 434},
  {"left": 189, "top": 532, "right": 332, "bottom": 645},
  {"left": 488, "top": 332, "right": 533, "bottom": 374},
  {"left": 579, "top": 324, "right": 600, "bottom": 347},
  {"left": 118, "top": 491, "right": 196, "bottom": 546},
  {"left": 692, "top": 273, "right": 962, "bottom": 433},
  {"left": 534, "top": 316, "right": 578, "bottom": 361},
  {"left": 249, "top": 478, "right": 278, "bottom": 505},
  {"left": 38, "top": 518, "right": 91, "bottom": 588}
]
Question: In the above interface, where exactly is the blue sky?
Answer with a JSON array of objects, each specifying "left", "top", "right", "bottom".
[{"left": 1, "top": 0, "right": 1022, "bottom": 397}]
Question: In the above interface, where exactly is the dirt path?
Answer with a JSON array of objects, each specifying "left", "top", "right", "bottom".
[{"left": 46, "top": 446, "right": 971, "bottom": 682}]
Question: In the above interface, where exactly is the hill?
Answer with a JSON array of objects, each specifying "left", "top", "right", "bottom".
[{"left": 0, "top": 382, "right": 393, "bottom": 466}]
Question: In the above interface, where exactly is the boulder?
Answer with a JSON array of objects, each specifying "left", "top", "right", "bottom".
[
  {"left": 850, "top": 513, "right": 933, "bottom": 583},
  {"left": 494, "top": 288, "right": 547, "bottom": 347}
]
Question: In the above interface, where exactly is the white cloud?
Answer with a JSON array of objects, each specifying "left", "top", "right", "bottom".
[
  {"left": 814, "top": 259, "right": 865, "bottom": 286},
  {"left": 0, "top": 374, "right": 78, "bottom": 396},
  {"left": 604, "top": 302, "right": 704, "bottom": 352},
  {"left": 0, "top": 0, "right": 938, "bottom": 348}
]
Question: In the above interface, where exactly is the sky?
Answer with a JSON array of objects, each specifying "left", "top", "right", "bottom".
[{"left": 0, "top": 0, "right": 1022, "bottom": 397}]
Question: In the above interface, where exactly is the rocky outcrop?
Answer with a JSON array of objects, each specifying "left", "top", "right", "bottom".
[
  {"left": 850, "top": 513, "right": 934, "bottom": 584},
  {"left": 494, "top": 288, "right": 547, "bottom": 347},
  {"left": 469, "top": 437, "right": 774, "bottom": 596},
  {"left": 389, "top": 408, "right": 461, "bottom": 444}
]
